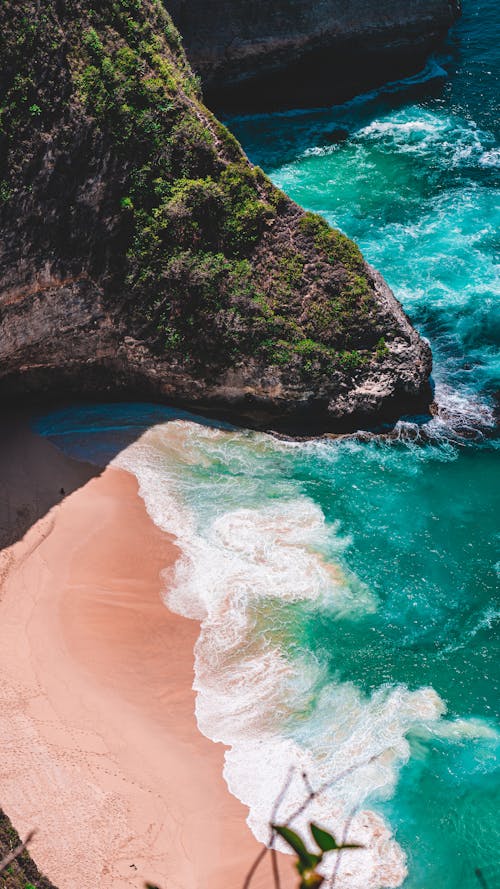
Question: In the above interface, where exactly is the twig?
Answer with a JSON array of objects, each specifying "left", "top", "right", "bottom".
[
  {"left": 270, "top": 766, "right": 296, "bottom": 838},
  {"left": 242, "top": 753, "right": 380, "bottom": 889},
  {"left": 327, "top": 805, "right": 359, "bottom": 889},
  {"left": 242, "top": 846, "right": 268, "bottom": 889},
  {"left": 0, "top": 829, "right": 36, "bottom": 874},
  {"left": 301, "top": 770, "right": 314, "bottom": 797},
  {"left": 270, "top": 847, "right": 281, "bottom": 889},
  {"left": 285, "top": 753, "right": 380, "bottom": 827},
  {"left": 242, "top": 766, "right": 295, "bottom": 889}
]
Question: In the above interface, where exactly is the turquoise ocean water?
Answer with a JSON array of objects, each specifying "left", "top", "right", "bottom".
[{"left": 36, "top": 3, "right": 499, "bottom": 886}]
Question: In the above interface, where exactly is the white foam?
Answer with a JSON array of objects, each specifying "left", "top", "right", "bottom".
[
  {"left": 479, "top": 147, "right": 500, "bottom": 167},
  {"left": 113, "top": 419, "right": 495, "bottom": 888},
  {"left": 431, "top": 382, "right": 496, "bottom": 434},
  {"left": 353, "top": 108, "right": 495, "bottom": 171}
]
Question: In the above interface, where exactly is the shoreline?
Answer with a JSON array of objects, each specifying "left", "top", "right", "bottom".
[{"left": 0, "top": 420, "right": 294, "bottom": 888}]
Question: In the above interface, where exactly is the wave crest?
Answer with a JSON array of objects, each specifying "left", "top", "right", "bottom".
[{"left": 112, "top": 419, "right": 495, "bottom": 888}]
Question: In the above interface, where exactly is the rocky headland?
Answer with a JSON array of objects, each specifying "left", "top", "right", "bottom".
[
  {"left": 0, "top": 0, "right": 433, "bottom": 435},
  {"left": 166, "top": 0, "right": 462, "bottom": 109}
]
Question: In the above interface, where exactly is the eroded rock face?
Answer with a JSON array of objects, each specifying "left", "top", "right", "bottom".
[
  {"left": 0, "top": 0, "right": 432, "bottom": 434},
  {"left": 166, "top": 0, "right": 461, "bottom": 108}
]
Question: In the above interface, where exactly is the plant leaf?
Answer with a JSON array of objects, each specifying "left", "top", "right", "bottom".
[
  {"left": 338, "top": 842, "right": 364, "bottom": 850},
  {"left": 310, "top": 823, "right": 339, "bottom": 851},
  {"left": 300, "top": 871, "right": 325, "bottom": 889},
  {"left": 272, "top": 824, "right": 317, "bottom": 869}
]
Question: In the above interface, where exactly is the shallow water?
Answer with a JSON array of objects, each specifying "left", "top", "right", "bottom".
[
  {"left": 35, "top": 2, "right": 499, "bottom": 886},
  {"left": 37, "top": 402, "right": 500, "bottom": 889}
]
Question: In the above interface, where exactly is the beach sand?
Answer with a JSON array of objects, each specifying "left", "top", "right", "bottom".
[{"left": 0, "top": 419, "right": 294, "bottom": 889}]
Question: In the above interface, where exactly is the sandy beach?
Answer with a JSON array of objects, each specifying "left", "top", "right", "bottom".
[{"left": 0, "top": 419, "right": 294, "bottom": 889}]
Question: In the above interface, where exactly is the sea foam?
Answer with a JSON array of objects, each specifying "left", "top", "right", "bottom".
[{"left": 112, "top": 418, "right": 493, "bottom": 888}]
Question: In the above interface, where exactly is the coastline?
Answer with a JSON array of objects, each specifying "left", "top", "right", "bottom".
[{"left": 0, "top": 421, "right": 294, "bottom": 889}]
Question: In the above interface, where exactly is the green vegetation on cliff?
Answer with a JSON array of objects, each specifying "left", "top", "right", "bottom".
[
  {"left": 0, "top": 0, "right": 394, "bottom": 380},
  {"left": 0, "top": 811, "right": 54, "bottom": 889}
]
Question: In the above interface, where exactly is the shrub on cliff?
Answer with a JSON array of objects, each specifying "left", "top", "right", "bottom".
[{"left": 0, "top": 1, "right": 389, "bottom": 370}]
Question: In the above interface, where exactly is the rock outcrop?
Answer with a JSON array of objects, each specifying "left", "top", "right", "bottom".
[
  {"left": 166, "top": 0, "right": 462, "bottom": 109},
  {"left": 0, "top": 0, "right": 432, "bottom": 434}
]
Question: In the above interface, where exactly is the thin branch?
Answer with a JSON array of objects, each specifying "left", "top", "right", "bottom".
[
  {"left": 0, "top": 830, "right": 36, "bottom": 874},
  {"left": 242, "top": 766, "right": 295, "bottom": 889},
  {"left": 270, "top": 847, "right": 281, "bottom": 889},
  {"left": 270, "top": 766, "right": 296, "bottom": 837},
  {"left": 242, "top": 753, "right": 380, "bottom": 889},
  {"left": 301, "top": 770, "right": 314, "bottom": 797},
  {"left": 285, "top": 753, "right": 380, "bottom": 827},
  {"left": 327, "top": 805, "right": 359, "bottom": 889},
  {"left": 242, "top": 846, "right": 268, "bottom": 889}
]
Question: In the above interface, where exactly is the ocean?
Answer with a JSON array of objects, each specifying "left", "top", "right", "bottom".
[{"left": 36, "top": 2, "right": 499, "bottom": 886}]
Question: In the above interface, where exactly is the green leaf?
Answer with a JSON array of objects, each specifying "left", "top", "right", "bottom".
[
  {"left": 310, "top": 823, "right": 339, "bottom": 852},
  {"left": 272, "top": 824, "right": 317, "bottom": 870},
  {"left": 300, "top": 872, "right": 325, "bottom": 889},
  {"left": 338, "top": 842, "right": 364, "bottom": 850}
]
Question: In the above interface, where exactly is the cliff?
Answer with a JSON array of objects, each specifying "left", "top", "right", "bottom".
[
  {"left": 0, "top": 0, "right": 432, "bottom": 434},
  {"left": 166, "top": 0, "right": 462, "bottom": 109}
]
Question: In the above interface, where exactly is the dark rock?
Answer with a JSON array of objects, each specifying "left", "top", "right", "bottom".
[
  {"left": 165, "top": 0, "right": 462, "bottom": 110},
  {"left": 323, "top": 128, "right": 350, "bottom": 145}
]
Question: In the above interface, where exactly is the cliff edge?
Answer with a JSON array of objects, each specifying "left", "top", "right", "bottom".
[
  {"left": 166, "top": 0, "right": 462, "bottom": 109},
  {"left": 0, "top": 0, "right": 431, "bottom": 434}
]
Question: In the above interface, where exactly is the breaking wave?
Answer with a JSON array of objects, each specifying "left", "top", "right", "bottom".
[{"left": 110, "top": 419, "right": 496, "bottom": 888}]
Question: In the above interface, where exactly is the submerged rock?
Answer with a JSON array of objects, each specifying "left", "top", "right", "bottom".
[
  {"left": 166, "top": 0, "right": 462, "bottom": 110},
  {"left": 0, "top": 0, "right": 432, "bottom": 434},
  {"left": 323, "top": 128, "right": 350, "bottom": 145}
]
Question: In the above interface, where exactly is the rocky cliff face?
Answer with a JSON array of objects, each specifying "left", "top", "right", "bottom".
[
  {"left": 0, "top": 0, "right": 431, "bottom": 434},
  {"left": 166, "top": 0, "right": 462, "bottom": 108},
  {"left": 0, "top": 809, "right": 55, "bottom": 889}
]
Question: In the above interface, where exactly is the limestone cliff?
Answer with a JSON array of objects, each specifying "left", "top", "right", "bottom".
[
  {"left": 0, "top": 0, "right": 431, "bottom": 434},
  {"left": 166, "top": 0, "right": 462, "bottom": 108}
]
